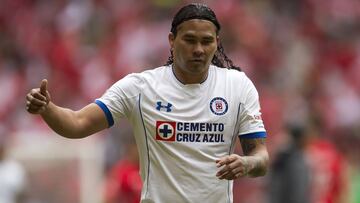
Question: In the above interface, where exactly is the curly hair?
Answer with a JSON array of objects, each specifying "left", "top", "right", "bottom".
[{"left": 165, "top": 3, "right": 241, "bottom": 71}]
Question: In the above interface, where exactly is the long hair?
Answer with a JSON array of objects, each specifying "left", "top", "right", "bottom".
[{"left": 165, "top": 3, "right": 241, "bottom": 71}]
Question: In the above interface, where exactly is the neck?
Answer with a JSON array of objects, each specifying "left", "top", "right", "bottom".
[{"left": 172, "top": 64, "right": 210, "bottom": 84}]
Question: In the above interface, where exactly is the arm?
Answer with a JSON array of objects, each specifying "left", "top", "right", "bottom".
[
  {"left": 40, "top": 102, "right": 108, "bottom": 139},
  {"left": 216, "top": 137, "right": 269, "bottom": 179},
  {"left": 26, "top": 79, "right": 108, "bottom": 139},
  {"left": 239, "top": 137, "right": 269, "bottom": 177}
]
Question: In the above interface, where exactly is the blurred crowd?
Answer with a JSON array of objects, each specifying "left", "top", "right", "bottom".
[{"left": 0, "top": 0, "right": 359, "bottom": 202}]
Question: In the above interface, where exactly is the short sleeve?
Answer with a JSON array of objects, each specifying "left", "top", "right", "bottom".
[
  {"left": 238, "top": 78, "right": 266, "bottom": 138},
  {"left": 95, "top": 73, "right": 143, "bottom": 127}
]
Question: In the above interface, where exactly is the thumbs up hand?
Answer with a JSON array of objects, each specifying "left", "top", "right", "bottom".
[
  {"left": 26, "top": 79, "right": 51, "bottom": 114},
  {"left": 40, "top": 79, "right": 48, "bottom": 96}
]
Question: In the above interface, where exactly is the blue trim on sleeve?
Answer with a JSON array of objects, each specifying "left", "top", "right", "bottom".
[
  {"left": 239, "top": 131, "right": 267, "bottom": 139},
  {"left": 95, "top": 100, "right": 114, "bottom": 127}
]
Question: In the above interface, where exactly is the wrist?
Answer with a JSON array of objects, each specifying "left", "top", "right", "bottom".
[
  {"left": 242, "top": 155, "right": 268, "bottom": 177},
  {"left": 40, "top": 101, "right": 52, "bottom": 116},
  {"left": 243, "top": 156, "right": 253, "bottom": 176}
]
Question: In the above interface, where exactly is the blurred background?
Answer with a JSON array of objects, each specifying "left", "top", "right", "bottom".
[{"left": 0, "top": 0, "right": 359, "bottom": 202}]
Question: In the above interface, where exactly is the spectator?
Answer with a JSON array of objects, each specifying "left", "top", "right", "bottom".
[
  {"left": 305, "top": 116, "right": 350, "bottom": 203},
  {"left": 0, "top": 135, "right": 27, "bottom": 203},
  {"left": 267, "top": 124, "right": 311, "bottom": 203},
  {"left": 104, "top": 135, "right": 141, "bottom": 203}
]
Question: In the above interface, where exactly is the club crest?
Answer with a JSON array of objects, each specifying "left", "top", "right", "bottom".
[{"left": 210, "top": 97, "right": 228, "bottom": 115}]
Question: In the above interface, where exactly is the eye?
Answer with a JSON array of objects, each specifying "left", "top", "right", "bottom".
[
  {"left": 184, "top": 38, "right": 196, "bottom": 44},
  {"left": 202, "top": 40, "right": 213, "bottom": 45}
]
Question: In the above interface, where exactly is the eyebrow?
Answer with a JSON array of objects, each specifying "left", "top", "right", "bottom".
[
  {"left": 182, "top": 34, "right": 215, "bottom": 40},
  {"left": 203, "top": 36, "right": 215, "bottom": 41}
]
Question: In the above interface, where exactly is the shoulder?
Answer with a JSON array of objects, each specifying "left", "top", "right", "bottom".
[
  {"left": 212, "top": 65, "right": 254, "bottom": 88},
  {"left": 212, "top": 65, "right": 247, "bottom": 79},
  {"left": 112, "top": 66, "right": 169, "bottom": 88},
  {"left": 138, "top": 65, "right": 169, "bottom": 80},
  {"left": 119, "top": 66, "right": 168, "bottom": 83}
]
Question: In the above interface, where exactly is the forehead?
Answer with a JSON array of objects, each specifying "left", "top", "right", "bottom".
[{"left": 176, "top": 19, "right": 217, "bottom": 37}]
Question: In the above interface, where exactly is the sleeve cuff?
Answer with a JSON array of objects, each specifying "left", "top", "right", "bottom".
[
  {"left": 239, "top": 131, "right": 267, "bottom": 139},
  {"left": 95, "top": 99, "right": 114, "bottom": 127}
]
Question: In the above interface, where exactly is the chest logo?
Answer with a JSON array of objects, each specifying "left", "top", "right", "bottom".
[
  {"left": 210, "top": 97, "right": 228, "bottom": 115},
  {"left": 156, "top": 101, "right": 173, "bottom": 112},
  {"left": 156, "top": 121, "right": 176, "bottom": 141}
]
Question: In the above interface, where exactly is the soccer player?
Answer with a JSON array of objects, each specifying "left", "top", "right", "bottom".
[{"left": 26, "top": 3, "right": 269, "bottom": 203}]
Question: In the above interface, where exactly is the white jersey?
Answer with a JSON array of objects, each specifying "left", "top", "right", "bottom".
[{"left": 96, "top": 65, "right": 266, "bottom": 203}]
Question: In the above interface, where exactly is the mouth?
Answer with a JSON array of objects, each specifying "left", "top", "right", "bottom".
[{"left": 189, "top": 59, "right": 204, "bottom": 63}]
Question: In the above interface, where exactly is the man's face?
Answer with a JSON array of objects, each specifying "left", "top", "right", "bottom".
[{"left": 169, "top": 19, "right": 218, "bottom": 75}]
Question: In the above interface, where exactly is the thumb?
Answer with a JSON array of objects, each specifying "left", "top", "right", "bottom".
[{"left": 40, "top": 79, "right": 48, "bottom": 95}]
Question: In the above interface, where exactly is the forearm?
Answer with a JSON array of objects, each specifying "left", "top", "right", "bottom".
[
  {"left": 216, "top": 147, "right": 269, "bottom": 180},
  {"left": 26, "top": 80, "right": 107, "bottom": 138},
  {"left": 40, "top": 102, "right": 88, "bottom": 139},
  {"left": 240, "top": 137, "right": 269, "bottom": 177},
  {"left": 243, "top": 149, "right": 269, "bottom": 177}
]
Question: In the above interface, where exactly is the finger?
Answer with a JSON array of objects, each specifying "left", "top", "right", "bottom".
[
  {"left": 218, "top": 170, "right": 230, "bottom": 179},
  {"left": 26, "top": 105, "right": 42, "bottom": 114},
  {"left": 32, "top": 91, "right": 47, "bottom": 101},
  {"left": 216, "top": 156, "right": 230, "bottom": 167},
  {"left": 26, "top": 100, "right": 37, "bottom": 109},
  {"left": 222, "top": 173, "right": 241, "bottom": 180},
  {"left": 228, "top": 169, "right": 248, "bottom": 180},
  {"left": 26, "top": 100, "right": 42, "bottom": 110},
  {"left": 40, "top": 79, "right": 48, "bottom": 96},
  {"left": 219, "top": 166, "right": 244, "bottom": 180},
  {"left": 27, "top": 92, "right": 47, "bottom": 105},
  {"left": 27, "top": 94, "right": 47, "bottom": 106},
  {"left": 226, "top": 160, "right": 244, "bottom": 171},
  {"left": 228, "top": 157, "right": 248, "bottom": 173},
  {"left": 27, "top": 108, "right": 43, "bottom": 114},
  {"left": 220, "top": 171, "right": 235, "bottom": 180},
  {"left": 216, "top": 159, "right": 221, "bottom": 167},
  {"left": 230, "top": 167, "right": 243, "bottom": 177},
  {"left": 27, "top": 101, "right": 48, "bottom": 113},
  {"left": 216, "top": 156, "right": 236, "bottom": 167},
  {"left": 217, "top": 155, "right": 245, "bottom": 176},
  {"left": 216, "top": 164, "right": 234, "bottom": 177},
  {"left": 27, "top": 107, "right": 36, "bottom": 113},
  {"left": 30, "top": 102, "right": 46, "bottom": 109},
  {"left": 217, "top": 166, "right": 239, "bottom": 178},
  {"left": 26, "top": 93, "right": 34, "bottom": 102}
]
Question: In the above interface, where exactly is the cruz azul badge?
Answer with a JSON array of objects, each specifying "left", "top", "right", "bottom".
[
  {"left": 156, "top": 121, "right": 176, "bottom": 141},
  {"left": 210, "top": 97, "right": 228, "bottom": 115}
]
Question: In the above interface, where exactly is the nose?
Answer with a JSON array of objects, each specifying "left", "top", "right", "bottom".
[{"left": 193, "top": 43, "right": 204, "bottom": 56}]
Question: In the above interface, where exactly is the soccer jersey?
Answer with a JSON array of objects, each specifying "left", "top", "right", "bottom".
[{"left": 96, "top": 65, "right": 266, "bottom": 203}]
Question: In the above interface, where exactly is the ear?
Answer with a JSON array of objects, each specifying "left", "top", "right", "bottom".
[
  {"left": 168, "top": 32, "right": 175, "bottom": 49},
  {"left": 216, "top": 35, "right": 220, "bottom": 46}
]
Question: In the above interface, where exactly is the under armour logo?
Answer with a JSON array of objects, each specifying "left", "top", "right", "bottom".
[{"left": 156, "top": 101, "right": 172, "bottom": 112}]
